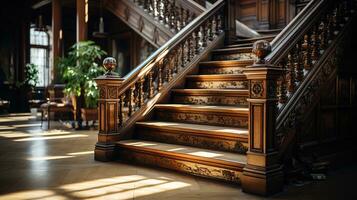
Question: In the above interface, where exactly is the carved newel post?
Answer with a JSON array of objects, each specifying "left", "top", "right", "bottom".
[
  {"left": 94, "top": 57, "right": 124, "bottom": 161},
  {"left": 241, "top": 40, "right": 284, "bottom": 195}
]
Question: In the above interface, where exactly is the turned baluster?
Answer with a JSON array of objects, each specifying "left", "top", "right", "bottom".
[
  {"left": 187, "top": 36, "right": 193, "bottom": 61},
  {"left": 180, "top": 7, "right": 186, "bottom": 27},
  {"left": 168, "top": 1, "right": 175, "bottom": 30},
  {"left": 277, "top": 60, "right": 288, "bottom": 104},
  {"left": 295, "top": 41, "right": 304, "bottom": 83},
  {"left": 143, "top": 0, "right": 149, "bottom": 10},
  {"left": 173, "top": 49, "right": 179, "bottom": 73},
  {"left": 208, "top": 17, "right": 214, "bottom": 41},
  {"left": 319, "top": 19, "right": 327, "bottom": 50},
  {"left": 138, "top": 77, "right": 145, "bottom": 107},
  {"left": 287, "top": 52, "right": 296, "bottom": 93},
  {"left": 128, "top": 85, "right": 135, "bottom": 116},
  {"left": 302, "top": 33, "right": 312, "bottom": 71},
  {"left": 194, "top": 29, "right": 200, "bottom": 54},
  {"left": 167, "top": 56, "right": 173, "bottom": 82},
  {"left": 158, "top": 60, "right": 163, "bottom": 90},
  {"left": 181, "top": 41, "right": 187, "bottom": 66},
  {"left": 311, "top": 26, "right": 319, "bottom": 63},
  {"left": 202, "top": 23, "right": 208, "bottom": 47},
  {"left": 176, "top": 7, "right": 182, "bottom": 31},
  {"left": 216, "top": 14, "right": 222, "bottom": 32},
  {"left": 153, "top": 0, "right": 158, "bottom": 19},
  {"left": 148, "top": 71, "right": 154, "bottom": 98},
  {"left": 158, "top": 0, "right": 163, "bottom": 22},
  {"left": 119, "top": 94, "right": 125, "bottom": 126}
]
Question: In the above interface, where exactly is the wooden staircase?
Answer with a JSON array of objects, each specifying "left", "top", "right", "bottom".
[
  {"left": 95, "top": 0, "right": 357, "bottom": 196},
  {"left": 114, "top": 36, "right": 270, "bottom": 183}
]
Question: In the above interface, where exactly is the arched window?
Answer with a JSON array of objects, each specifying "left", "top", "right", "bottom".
[{"left": 29, "top": 26, "right": 50, "bottom": 87}]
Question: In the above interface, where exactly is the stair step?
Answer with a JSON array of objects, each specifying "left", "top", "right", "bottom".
[
  {"left": 116, "top": 139, "right": 246, "bottom": 183},
  {"left": 136, "top": 121, "right": 248, "bottom": 153},
  {"left": 185, "top": 74, "right": 248, "bottom": 89},
  {"left": 212, "top": 47, "right": 255, "bottom": 61},
  {"left": 172, "top": 89, "right": 248, "bottom": 106},
  {"left": 234, "top": 35, "right": 275, "bottom": 44},
  {"left": 154, "top": 104, "right": 249, "bottom": 128},
  {"left": 199, "top": 60, "right": 253, "bottom": 75}
]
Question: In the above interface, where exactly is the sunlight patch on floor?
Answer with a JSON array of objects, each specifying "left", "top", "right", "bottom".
[{"left": 14, "top": 134, "right": 88, "bottom": 142}]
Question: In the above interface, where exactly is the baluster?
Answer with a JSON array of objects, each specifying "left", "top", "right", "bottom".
[
  {"left": 211, "top": 15, "right": 217, "bottom": 36},
  {"left": 176, "top": 7, "right": 182, "bottom": 31},
  {"left": 319, "top": 19, "right": 327, "bottom": 50},
  {"left": 138, "top": 77, "right": 145, "bottom": 107},
  {"left": 148, "top": 71, "right": 154, "bottom": 98},
  {"left": 167, "top": 56, "right": 173, "bottom": 82},
  {"left": 302, "top": 33, "right": 312, "bottom": 71},
  {"left": 119, "top": 94, "right": 125, "bottom": 126},
  {"left": 173, "top": 49, "right": 179, "bottom": 74},
  {"left": 128, "top": 85, "right": 135, "bottom": 116},
  {"left": 294, "top": 41, "right": 303, "bottom": 82},
  {"left": 194, "top": 29, "right": 200, "bottom": 54},
  {"left": 202, "top": 22, "right": 208, "bottom": 47},
  {"left": 187, "top": 36, "right": 193, "bottom": 61},
  {"left": 143, "top": 0, "right": 149, "bottom": 10},
  {"left": 311, "top": 26, "right": 319, "bottom": 63},
  {"left": 216, "top": 13, "right": 222, "bottom": 33},
  {"left": 208, "top": 17, "right": 214, "bottom": 41},
  {"left": 180, "top": 7, "right": 186, "bottom": 27},
  {"left": 287, "top": 52, "right": 296, "bottom": 93},
  {"left": 278, "top": 60, "right": 288, "bottom": 104},
  {"left": 181, "top": 41, "right": 186, "bottom": 67},
  {"left": 153, "top": 0, "right": 158, "bottom": 19},
  {"left": 158, "top": 60, "right": 163, "bottom": 90}
]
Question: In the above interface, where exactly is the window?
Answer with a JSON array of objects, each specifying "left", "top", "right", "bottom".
[{"left": 29, "top": 26, "right": 50, "bottom": 87}]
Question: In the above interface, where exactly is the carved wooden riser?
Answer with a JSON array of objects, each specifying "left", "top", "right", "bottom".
[
  {"left": 172, "top": 91, "right": 248, "bottom": 106},
  {"left": 185, "top": 75, "right": 248, "bottom": 89},
  {"left": 135, "top": 122, "right": 248, "bottom": 153},
  {"left": 154, "top": 105, "right": 249, "bottom": 128},
  {"left": 116, "top": 140, "right": 246, "bottom": 183},
  {"left": 198, "top": 60, "right": 254, "bottom": 75},
  {"left": 212, "top": 47, "right": 256, "bottom": 61}
]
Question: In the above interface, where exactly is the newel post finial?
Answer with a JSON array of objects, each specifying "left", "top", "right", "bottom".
[
  {"left": 252, "top": 40, "right": 271, "bottom": 65},
  {"left": 103, "top": 57, "right": 117, "bottom": 76}
]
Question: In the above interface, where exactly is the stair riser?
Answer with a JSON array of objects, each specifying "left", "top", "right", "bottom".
[
  {"left": 199, "top": 67, "right": 245, "bottom": 75},
  {"left": 172, "top": 95, "right": 248, "bottom": 106},
  {"left": 186, "top": 80, "right": 248, "bottom": 89},
  {"left": 155, "top": 110, "right": 248, "bottom": 128},
  {"left": 212, "top": 53, "right": 255, "bottom": 61},
  {"left": 116, "top": 148, "right": 243, "bottom": 183},
  {"left": 136, "top": 128, "right": 248, "bottom": 153}
]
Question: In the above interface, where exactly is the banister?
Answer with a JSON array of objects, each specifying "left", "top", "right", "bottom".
[{"left": 115, "top": 0, "right": 224, "bottom": 97}]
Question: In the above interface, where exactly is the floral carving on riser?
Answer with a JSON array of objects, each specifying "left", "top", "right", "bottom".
[
  {"left": 118, "top": 150, "right": 242, "bottom": 183},
  {"left": 199, "top": 67, "right": 245, "bottom": 75},
  {"left": 138, "top": 131, "right": 248, "bottom": 153},
  {"left": 156, "top": 111, "right": 248, "bottom": 128},
  {"left": 213, "top": 53, "right": 256, "bottom": 61},
  {"left": 187, "top": 80, "right": 248, "bottom": 89},
  {"left": 173, "top": 96, "right": 248, "bottom": 106}
]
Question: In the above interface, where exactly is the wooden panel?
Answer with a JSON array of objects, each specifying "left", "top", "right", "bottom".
[{"left": 252, "top": 104, "right": 263, "bottom": 152}]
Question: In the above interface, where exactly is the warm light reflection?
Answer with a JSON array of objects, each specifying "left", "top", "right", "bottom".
[
  {"left": 127, "top": 142, "right": 157, "bottom": 147},
  {"left": 12, "top": 123, "right": 41, "bottom": 128},
  {"left": 14, "top": 134, "right": 88, "bottom": 141},
  {"left": 167, "top": 148, "right": 186, "bottom": 152},
  {"left": 28, "top": 155, "right": 74, "bottom": 161},
  {"left": 0, "top": 190, "right": 56, "bottom": 200},
  {"left": 67, "top": 151, "right": 93, "bottom": 156},
  {"left": 188, "top": 151, "right": 223, "bottom": 158}
]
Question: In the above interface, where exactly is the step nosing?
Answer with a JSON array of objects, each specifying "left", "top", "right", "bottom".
[
  {"left": 117, "top": 140, "right": 247, "bottom": 166},
  {"left": 155, "top": 104, "right": 249, "bottom": 113}
]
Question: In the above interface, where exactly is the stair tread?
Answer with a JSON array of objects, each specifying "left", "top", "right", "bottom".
[
  {"left": 212, "top": 46, "right": 252, "bottom": 53},
  {"left": 137, "top": 121, "right": 248, "bottom": 136},
  {"left": 199, "top": 60, "right": 254, "bottom": 67},
  {"left": 235, "top": 35, "right": 275, "bottom": 43},
  {"left": 156, "top": 104, "right": 249, "bottom": 112},
  {"left": 172, "top": 88, "right": 248, "bottom": 95},
  {"left": 117, "top": 139, "right": 247, "bottom": 165}
]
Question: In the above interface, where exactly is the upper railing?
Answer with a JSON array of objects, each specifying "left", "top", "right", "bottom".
[
  {"left": 132, "top": 0, "right": 206, "bottom": 33},
  {"left": 263, "top": 0, "right": 356, "bottom": 129},
  {"left": 256, "top": 0, "right": 356, "bottom": 150},
  {"left": 95, "top": 0, "right": 224, "bottom": 136}
]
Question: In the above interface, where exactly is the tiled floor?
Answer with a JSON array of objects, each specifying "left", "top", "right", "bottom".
[{"left": 0, "top": 114, "right": 356, "bottom": 200}]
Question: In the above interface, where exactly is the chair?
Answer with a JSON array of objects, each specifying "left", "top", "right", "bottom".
[{"left": 40, "top": 84, "right": 74, "bottom": 129}]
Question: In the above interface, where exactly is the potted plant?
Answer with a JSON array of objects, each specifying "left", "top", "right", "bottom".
[{"left": 58, "top": 41, "right": 106, "bottom": 128}]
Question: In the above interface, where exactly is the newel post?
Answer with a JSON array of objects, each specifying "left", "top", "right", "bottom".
[
  {"left": 241, "top": 40, "right": 284, "bottom": 195},
  {"left": 94, "top": 57, "right": 124, "bottom": 161}
]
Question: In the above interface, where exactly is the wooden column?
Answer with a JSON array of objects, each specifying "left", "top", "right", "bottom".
[
  {"left": 241, "top": 40, "right": 284, "bottom": 195},
  {"left": 94, "top": 58, "right": 124, "bottom": 161},
  {"left": 52, "top": 0, "right": 61, "bottom": 83},
  {"left": 225, "top": 0, "right": 237, "bottom": 43},
  {"left": 76, "top": 0, "right": 88, "bottom": 41}
]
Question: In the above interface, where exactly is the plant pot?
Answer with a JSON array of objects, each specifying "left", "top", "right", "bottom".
[{"left": 81, "top": 108, "right": 98, "bottom": 122}]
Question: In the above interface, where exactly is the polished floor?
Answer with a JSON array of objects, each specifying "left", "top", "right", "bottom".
[{"left": 0, "top": 114, "right": 356, "bottom": 200}]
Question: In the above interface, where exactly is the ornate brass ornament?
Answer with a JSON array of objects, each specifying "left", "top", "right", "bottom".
[
  {"left": 251, "top": 80, "right": 264, "bottom": 98},
  {"left": 252, "top": 40, "right": 271, "bottom": 64}
]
